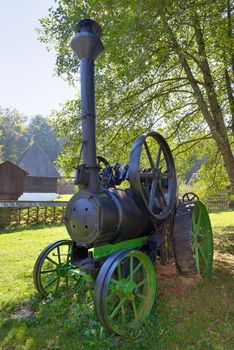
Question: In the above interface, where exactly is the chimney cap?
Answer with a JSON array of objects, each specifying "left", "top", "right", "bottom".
[{"left": 76, "top": 19, "right": 102, "bottom": 38}]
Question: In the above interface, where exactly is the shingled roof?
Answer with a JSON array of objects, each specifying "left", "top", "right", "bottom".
[{"left": 17, "top": 143, "right": 61, "bottom": 178}]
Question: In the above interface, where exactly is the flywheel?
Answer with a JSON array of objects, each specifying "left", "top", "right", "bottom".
[{"left": 128, "top": 132, "right": 177, "bottom": 220}]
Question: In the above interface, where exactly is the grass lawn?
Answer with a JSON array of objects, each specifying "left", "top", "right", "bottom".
[{"left": 0, "top": 211, "right": 233, "bottom": 349}]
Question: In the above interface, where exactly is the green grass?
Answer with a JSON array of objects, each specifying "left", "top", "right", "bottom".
[{"left": 0, "top": 211, "right": 233, "bottom": 349}]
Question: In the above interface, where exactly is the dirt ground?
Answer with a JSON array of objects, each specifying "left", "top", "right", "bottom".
[{"left": 155, "top": 259, "right": 199, "bottom": 297}]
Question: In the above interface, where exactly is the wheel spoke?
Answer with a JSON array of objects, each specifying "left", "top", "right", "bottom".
[
  {"left": 196, "top": 209, "right": 202, "bottom": 230},
  {"left": 117, "top": 264, "right": 122, "bottom": 280},
  {"left": 110, "top": 298, "right": 126, "bottom": 320},
  {"left": 55, "top": 277, "right": 60, "bottom": 292},
  {"left": 136, "top": 278, "right": 147, "bottom": 289},
  {"left": 149, "top": 179, "right": 157, "bottom": 210},
  {"left": 121, "top": 303, "right": 125, "bottom": 321},
  {"left": 144, "top": 141, "right": 155, "bottom": 169},
  {"left": 41, "top": 268, "right": 57, "bottom": 274},
  {"left": 132, "top": 262, "right": 143, "bottom": 276},
  {"left": 44, "top": 276, "right": 59, "bottom": 289},
  {"left": 45, "top": 256, "right": 59, "bottom": 266},
  {"left": 198, "top": 244, "right": 208, "bottom": 265},
  {"left": 194, "top": 246, "right": 200, "bottom": 275},
  {"left": 130, "top": 256, "right": 133, "bottom": 280},
  {"left": 131, "top": 299, "right": 138, "bottom": 320},
  {"left": 135, "top": 292, "right": 145, "bottom": 300},
  {"left": 192, "top": 214, "right": 196, "bottom": 234},
  {"left": 110, "top": 278, "right": 121, "bottom": 286},
  {"left": 155, "top": 144, "right": 162, "bottom": 169},
  {"left": 158, "top": 182, "right": 168, "bottom": 208},
  {"left": 67, "top": 244, "right": 71, "bottom": 263},
  {"left": 157, "top": 188, "right": 164, "bottom": 208},
  {"left": 57, "top": 246, "right": 61, "bottom": 264}
]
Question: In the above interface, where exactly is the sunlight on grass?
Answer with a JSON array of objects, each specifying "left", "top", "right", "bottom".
[{"left": 210, "top": 211, "right": 234, "bottom": 227}]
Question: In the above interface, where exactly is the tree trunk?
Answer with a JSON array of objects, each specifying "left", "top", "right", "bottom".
[{"left": 165, "top": 23, "right": 234, "bottom": 192}]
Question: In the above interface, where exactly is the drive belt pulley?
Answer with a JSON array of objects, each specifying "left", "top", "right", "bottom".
[{"left": 128, "top": 132, "right": 177, "bottom": 220}]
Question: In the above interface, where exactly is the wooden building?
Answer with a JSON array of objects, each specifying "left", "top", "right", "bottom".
[
  {"left": 0, "top": 161, "right": 28, "bottom": 200},
  {"left": 17, "top": 143, "right": 61, "bottom": 200}
]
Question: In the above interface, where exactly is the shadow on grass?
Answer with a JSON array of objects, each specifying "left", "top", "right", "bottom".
[
  {"left": 0, "top": 222, "right": 64, "bottom": 235},
  {"left": 0, "top": 291, "right": 108, "bottom": 350},
  {"left": 0, "top": 291, "right": 163, "bottom": 350}
]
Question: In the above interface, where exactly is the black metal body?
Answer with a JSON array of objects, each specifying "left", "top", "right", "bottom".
[{"left": 65, "top": 19, "right": 176, "bottom": 248}]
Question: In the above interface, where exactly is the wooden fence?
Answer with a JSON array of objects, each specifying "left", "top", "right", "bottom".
[
  {"left": 0, "top": 198, "right": 232, "bottom": 228},
  {"left": 205, "top": 199, "right": 231, "bottom": 212},
  {"left": 0, "top": 201, "right": 68, "bottom": 228}
]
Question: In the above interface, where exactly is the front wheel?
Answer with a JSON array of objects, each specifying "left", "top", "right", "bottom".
[
  {"left": 94, "top": 249, "right": 156, "bottom": 335},
  {"left": 33, "top": 240, "right": 81, "bottom": 297}
]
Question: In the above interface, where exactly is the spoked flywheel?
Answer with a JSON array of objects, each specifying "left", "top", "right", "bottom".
[
  {"left": 182, "top": 192, "right": 199, "bottom": 202},
  {"left": 173, "top": 202, "right": 213, "bottom": 277},
  {"left": 34, "top": 240, "right": 84, "bottom": 297},
  {"left": 94, "top": 249, "right": 156, "bottom": 335},
  {"left": 129, "top": 132, "right": 177, "bottom": 219}
]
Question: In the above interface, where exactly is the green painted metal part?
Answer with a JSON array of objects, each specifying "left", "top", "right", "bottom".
[
  {"left": 89, "top": 236, "right": 149, "bottom": 259},
  {"left": 66, "top": 266, "right": 93, "bottom": 282},
  {"left": 192, "top": 202, "right": 213, "bottom": 277}
]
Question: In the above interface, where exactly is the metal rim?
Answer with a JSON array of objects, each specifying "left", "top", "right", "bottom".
[
  {"left": 129, "top": 132, "right": 177, "bottom": 219},
  {"left": 33, "top": 240, "right": 81, "bottom": 297},
  {"left": 192, "top": 202, "right": 213, "bottom": 277},
  {"left": 94, "top": 249, "right": 156, "bottom": 335}
]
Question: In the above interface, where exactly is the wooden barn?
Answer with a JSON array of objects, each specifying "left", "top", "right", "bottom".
[
  {"left": 0, "top": 161, "right": 28, "bottom": 200},
  {"left": 17, "top": 143, "right": 61, "bottom": 201}
]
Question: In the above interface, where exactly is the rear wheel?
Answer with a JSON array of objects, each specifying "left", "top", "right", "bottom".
[{"left": 173, "top": 202, "right": 213, "bottom": 277}]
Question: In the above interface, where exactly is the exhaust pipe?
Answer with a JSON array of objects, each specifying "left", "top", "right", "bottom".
[{"left": 70, "top": 19, "right": 103, "bottom": 191}]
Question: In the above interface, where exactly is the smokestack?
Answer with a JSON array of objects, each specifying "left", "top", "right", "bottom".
[{"left": 71, "top": 19, "right": 103, "bottom": 191}]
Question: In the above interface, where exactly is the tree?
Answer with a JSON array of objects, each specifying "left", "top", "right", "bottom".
[
  {"left": 0, "top": 108, "right": 62, "bottom": 165},
  {"left": 26, "top": 115, "right": 61, "bottom": 162},
  {"left": 0, "top": 107, "right": 28, "bottom": 163},
  {"left": 38, "top": 0, "right": 234, "bottom": 194}
]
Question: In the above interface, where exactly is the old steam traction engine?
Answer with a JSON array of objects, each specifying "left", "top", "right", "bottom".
[{"left": 34, "top": 19, "right": 213, "bottom": 335}]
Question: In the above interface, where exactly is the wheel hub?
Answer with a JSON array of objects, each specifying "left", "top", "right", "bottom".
[
  {"left": 56, "top": 263, "right": 71, "bottom": 277},
  {"left": 111, "top": 278, "right": 137, "bottom": 299}
]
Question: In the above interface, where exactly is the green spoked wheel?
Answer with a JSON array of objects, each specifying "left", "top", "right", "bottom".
[
  {"left": 192, "top": 202, "right": 213, "bottom": 277},
  {"left": 173, "top": 202, "right": 213, "bottom": 277},
  {"left": 94, "top": 249, "right": 156, "bottom": 335},
  {"left": 34, "top": 240, "right": 82, "bottom": 297}
]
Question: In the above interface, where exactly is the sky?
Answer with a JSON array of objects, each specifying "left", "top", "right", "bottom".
[{"left": 0, "top": 0, "right": 76, "bottom": 118}]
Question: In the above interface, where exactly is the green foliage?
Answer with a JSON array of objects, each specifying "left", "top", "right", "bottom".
[
  {"left": 26, "top": 115, "right": 61, "bottom": 161},
  {"left": 37, "top": 0, "right": 234, "bottom": 194},
  {"left": 0, "top": 107, "right": 28, "bottom": 163},
  {"left": 0, "top": 107, "right": 63, "bottom": 165}
]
